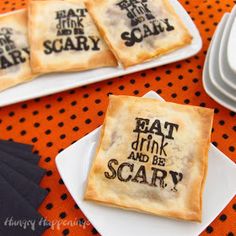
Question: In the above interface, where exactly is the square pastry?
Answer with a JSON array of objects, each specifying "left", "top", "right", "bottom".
[
  {"left": 0, "top": 10, "right": 35, "bottom": 91},
  {"left": 28, "top": 0, "right": 117, "bottom": 73},
  {"left": 86, "top": 0, "right": 192, "bottom": 67},
  {"left": 85, "top": 95, "right": 214, "bottom": 222}
]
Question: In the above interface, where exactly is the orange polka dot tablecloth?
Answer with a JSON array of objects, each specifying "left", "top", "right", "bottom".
[{"left": 0, "top": 0, "right": 235, "bottom": 235}]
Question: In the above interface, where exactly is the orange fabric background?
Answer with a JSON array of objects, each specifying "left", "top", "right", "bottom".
[{"left": 0, "top": 0, "right": 235, "bottom": 235}]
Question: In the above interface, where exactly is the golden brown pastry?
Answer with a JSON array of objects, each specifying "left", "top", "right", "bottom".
[
  {"left": 0, "top": 10, "right": 35, "bottom": 92},
  {"left": 85, "top": 0, "right": 192, "bottom": 67},
  {"left": 28, "top": 0, "right": 117, "bottom": 73},
  {"left": 84, "top": 95, "right": 214, "bottom": 222}
]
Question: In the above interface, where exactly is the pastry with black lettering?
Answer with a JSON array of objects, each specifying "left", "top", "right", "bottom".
[
  {"left": 0, "top": 10, "right": 35, "bottom": 92},
  {"left": 28, "top": 0, "right": 117, "bottom": 73},
  {"left": 86, "top": 0, "right": 192, "bottom": 67},
  {"left": 85, "top": 95, "right": 214, "bottom": 222}
]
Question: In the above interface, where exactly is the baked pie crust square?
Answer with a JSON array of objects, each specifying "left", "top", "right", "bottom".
[
  {"left": 86, "top": 0, "right": 192, "bottom": 67},
  {"left": 84, "top": 95, "right": 214, "bottom": 222},
  {"left": 0, "top": 10, "right": 35, "bottom": 91},
  {"left": 28, "top": 0, "right": 117, "bottom": 73}
]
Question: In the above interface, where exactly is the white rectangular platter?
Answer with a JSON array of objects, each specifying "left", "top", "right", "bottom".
[
  {"left": 56, "top": 91, "right": 236, "bottom": 236},
  {"left": 0, "top": 0, "right": 202, "bottom": 107}
]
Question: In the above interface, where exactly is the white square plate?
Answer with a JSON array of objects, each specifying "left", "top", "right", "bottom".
[
  {"left": 56, "top": 91, "right": 236, "bottom": 236},
  {"left": 0, "top": 0, "right": 202, "bottom": 107}
]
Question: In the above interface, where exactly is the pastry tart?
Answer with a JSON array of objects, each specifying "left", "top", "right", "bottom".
[
  {"left": 85, "top": 95, "right": 214, "bottom": 222},
  {"left": 28, "top": 0, "right": 117, "bottom": 73},
  {"left": 86, "top": 0, "right": 192, "bottom": 67},
  {"left": 0, "top": 10, "right": 35, "bottom": 91}
]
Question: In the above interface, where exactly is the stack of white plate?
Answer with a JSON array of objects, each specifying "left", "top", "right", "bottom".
[{"left": 203, "top": 6, "right": 236, "bottom": 112}]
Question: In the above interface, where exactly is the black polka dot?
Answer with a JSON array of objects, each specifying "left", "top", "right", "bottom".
[
  {"left": 55, "top": 96, "right": 63, "bottom": 102},
  {"left": 74, "top": 204, "right": 79, "bottom": 209},
  {"left": 184, "top": 99, "right": 190, "bottom": 104},
  {"left": 83, "top": 107, "right": 88, "bottom": 112},
  {"left": 20, "top": 130, "right": 26, "bottom": 136},
  {"left": 19, "top": 117, "right": 26, "bottom": 123},
  {"left": 227, "top": 233, "right": 234, "bottom": 236},
  {"left": 182, "top": 86, "right": 188, "bottom": 91},
  {"left": 69, "top": 89, "right": 75, "bottom": 94},
  {"left": 85, "top": 119, "right": 91, "bottom": 124},
  {"left": 59, "top": 212, "right": 67, "bottom": 219},
  {"left": 155, "top": 76, "right": 161, "bottom": 81},
  {"left": 219, "top": 214, "right": 227, "bottom": 221},
  {"left": 119, "top": 85, "right": 125, "bottom": 90},
  {"left": 57, "top": 122, "right": 64, "bottom": 127},
  {"left": 133, "top": 90, "right": 139, "bottom": 95},
  {"left": 95, "top": 99, "right": 101, "bottom": 104},
  {"left": 73, "top": 126, "right": 79, "bottom": 131},
  {"left": 200, "top": 102, "right": 206, "bottom": 107},
  {"left": 8, "top": 111, "right": 15, "bottom": 117},
  {"left": 32, "top": 137, "right": 38, "bottom": 143},
  {"left": 59, "top": 108, "right": 65, "bottom": 114},
  {"left": 60, "top": 193, "right": 67, "bottom": 200},
  {"left": 206, "top": 225, "right": 213, "bottom": 233},
  {"left": 229, "top": 146, "right": 235, "bottom": 152},
  {"left": 45, "top": 129, "right": 51, "bottom": 135},
  {"left": 60, "top": 134, "right": 66, "bottom": 139},
  {"left": 219, "top": 120, "right": 225, "bottom": 125},
  {"left": 47, "top": 142, "right": 53, "bottom": 147},
  {"left": 45, "top": 188, "right": 51, "bottom": 193},
  {"left": 212, "top": 141, "right": 218, "bottom": 147},
  {"left": 46, "top": 203, "right": 53, "bottom": 210},
  {"left": 78, "top": 218, "right": 85, "bottom": 225},
  {"left": 233, "top": 126, "right": 236, "bottom": 132},
  {"left": 171, "top": 93, "right": 177, "bottom": 98},
  {"left": 178, "top": 75, "right": 183, "bottom": 80},
  {"left": 47, "top": 115, "right": 53, "bottom": 121},
  {"left": 70, "top": 114, "right": 76, "bottom": 120},
  {"left": 59, "top": 178, "right": 64, "bottom": 185},
  {"left": 46, "top": 170, "right": 53, "bottom": 176},
  {"left": 167, "top": 82, "right": 173, "bottom": 87},
  {"left": 195, "top": 91, "right": 201, "bottom": 96},
  {"left": 45, "top": 104, "right": 51, "bottom": 109},
  {"left": 44, "top": 157, "right": 51, "bottom": 163},
  {"left": 33, "top": 110, "right": 39, "bottom": 115},
  {"left": 34, "top": 122, "right": 40, "bottom": 128},
  {"left": 141, "top": 72, "right": 146, "bottom": 77},
  {"left": 21, "top": 103, "right": 27, "bottom": 109},
  {"left": 193, "top": 78, "right": 198, "bottom": 83},
  {"left": 165, "top": 70, "right": 171, "bottom": 74},
  {"left": 107, "top": 81, "right": 113, "bottom": 85},
  {"left": 98, "top": 111, "right": 104, "bottom": 116},
  {"left": 233, "top": 203, "right": 236, "bottom": 211},
  {"left": 144, "top": 83, "right": 150, "bottom": 88},
  {"left": 62, "top": 229, "right": 69, "bottom": 235},
  {"left": 130, "top": 79, "right": 136, "bottom": 84},
  {"left": 222, "top": 134, "right": 228, "bottom": 139},
  {"left": 6, "top": 125, "right": 12, "bottom": 131},
  {"left": 91, "top": 227, "right": 98, "bottom": 235},
  {"left": 156, "top": 89, "right": 162, "bottom": 94}
]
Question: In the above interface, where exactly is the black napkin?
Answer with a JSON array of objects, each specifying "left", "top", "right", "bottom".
[
  {"left": 0, "top": 161, "right": 48, "bottom": 209},
  {"left": 0, "top": 140, "right": 33, "bottom": 152},
  {"left": 0, "top": 150, "right": 45, "bottom": 184},
  {"left": 0, "top": 142, "right": 40, "bottom": 165},
  {"left": 0, "top": 174, "right": 50, "bottom": 236}
]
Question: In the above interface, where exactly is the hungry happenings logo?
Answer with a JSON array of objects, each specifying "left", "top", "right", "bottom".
[
  {"left": 43, "top": 8, "right": 101, "bottom": 54},
  {"left": 104, "top": 117, "right": 183, "bottom": 192},
  {"left": 0, "top": 27, "right": 29, "bottom": 70},
  {"left": 116, "top": 0, "right": 175, "bottom": 46}
]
